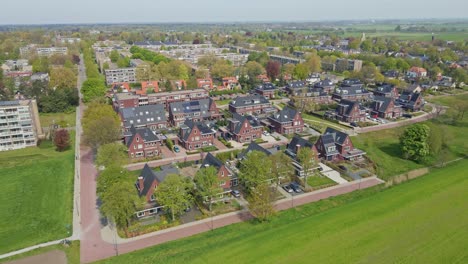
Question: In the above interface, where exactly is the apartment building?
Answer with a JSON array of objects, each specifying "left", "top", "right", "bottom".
[
  {"left": 105, "top": 68, "right": 137, "bottom": 85},
  {"left": 0, "top": 100, "right": 43, "bottom": 152}
]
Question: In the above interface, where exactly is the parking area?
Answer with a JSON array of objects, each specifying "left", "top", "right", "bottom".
[
  {"left": 160, "top": 145, "right": 176, "bottom": 159},
  {"left": 318, "top": 163, "right": 348, "bottom": 184},
  {"left": 278, "top": 182, "right": 304, "bottom": 197}
]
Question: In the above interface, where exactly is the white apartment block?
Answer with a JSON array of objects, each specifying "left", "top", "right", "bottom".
[
  {"left": 20, "top": 45, "right": 68, "bottom": 58},
  {"left": 0, "top": 100, "right": 43, "bottom": 152},
  {"left": 105, "top": 68, "right": 137, "bottom": 85}
]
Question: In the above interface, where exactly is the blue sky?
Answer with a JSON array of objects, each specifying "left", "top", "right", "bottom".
[{"left": 1, "top": 0, "right": 467, "bottom": 24}]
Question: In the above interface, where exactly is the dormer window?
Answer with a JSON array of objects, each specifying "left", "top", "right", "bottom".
[{"left": 136, "top": 137, "right": 139, "bottom": 142}]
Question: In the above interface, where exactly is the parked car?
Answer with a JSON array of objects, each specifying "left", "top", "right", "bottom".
[
  {"left": 338, "top": 165, "right": 348, "bottom": 171},
  {"left": 263, "top": 131, "right": 270, "bottom": 136},
  {"left": 289, "top": 183, "right": 302, "bottom": 193},
  {"left": 282, "top": 185, "right": 293, "bottom": 193},
  {"left": 231, "top": 190, "right": 241, "bottom": 198},
  {"left": 173, "top": 146, "right": 180, "bottom": 153},
  {"left": 403, "top": 113, "right": 412, "bottom": 118},
  {"left": 350, "top": 122, "right": 358, "bottom": 127},
  {"left": 318, "top": 166, "right": 324, "bottom": 171}
]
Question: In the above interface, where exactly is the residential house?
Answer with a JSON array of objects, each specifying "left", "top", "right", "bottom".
[
  {"left": 314, "top": 79, "right": 335, "bottom": 94},
  {"left": 120, "top": 104, "right": 167, "bottom": 134},
  {"left": 383, "top": 70, "right": 400, "bottom": 79},
  {"left": 138, "top": 81, "right": 159, "bottom": 94},
  {"left": 370, "top": 96, "right": 403, "bottom": 119},
  {"left": 285, "top": 81, "right": 308, "bottom": 96},
  {"left": 285, "top": 135, "right": 320, "bottom": 177},
  {"left": 268, "top": 107, "right": 304, "bottom": 135},
  {"left": 255, "top": 83, "right": 277, "bottom": 99},
  {"left": 332, "top": 86, "right": 373, "bottom": 102},
  {"left": 315, "top": 127, "right": 366, "bottom": 161},
  {"left": 237, "top": 142, "right": 278, "bottom": 160},
  {"left": 196, "top": 78, "right": 213, "bottom": 90},
  {"left": 201, "top": 153, "right": 237, "bottom": 194},
  {"left": 306, "top": 74, "right": 321, "bottom": 85},
  {"left": 373, "top": 84, "right": 399, "bottom": 98},
  {"left": 178, "top": 121, "right": 216, "bottom": 150},
  {"left": 257, "top": 74, "right": 270, "bottom": 83},
  {"left": 227, "top": 114, "right": 263, "bottom": 143},
  {"left": 228, "top": 95, "right": 275, "bottom": 116},
  {"left": 111, "top": 83, "right": 130, "bottom": 93},
  {"left": 125, "top": 125, "right": 162, "bottom": 159},
  {"left": 171, "top": 80, "right": 187, "bottom": 90},
  {"left": 407, "top": 67, "right": 427, "bottom": 78},
  {"left": 221, "top": 77, "right": 240, "bottom": 90},
  {"left": 169, "top": 98, "right": 220, "bottom": 127},
  {"left": 334, "top": 99, "right": 366, "bottom": 123},
  {"left": 135, "top": 164, "right": 179, "bottom": 218},
  {"left": 398, "top": 92, "right": 424, "bottom": 111}
]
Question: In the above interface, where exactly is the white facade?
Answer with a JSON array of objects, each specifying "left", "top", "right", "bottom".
[
  {"left": 0, "top": 100, "right": 41, "bottom": 152},
  {"left": 105, "top": 68, "right": 137, "bottom": 85}
]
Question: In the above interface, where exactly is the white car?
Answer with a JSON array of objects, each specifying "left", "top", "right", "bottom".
[{"left": 263, "top": 131, "right": 270, "bottom": 136}]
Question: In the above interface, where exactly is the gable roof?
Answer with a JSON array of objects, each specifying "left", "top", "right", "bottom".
[
  {"left": 169, "top": 98, "right": 214, "bottom": 118},
  {"left": 286, "top": 135, "right": 314, "bottom": 155},
  {"left": 256, "top": 82, "right": 277, "bottom": 91},
  {"left": 324, "top": 127, "right": 349, "bottom": 145},
  {"left": 229, "top": 94, "right": 270, "bottom": 108},
  {"left": 270, "top": 107, "right": 299, "bottom": 123},
  {"left": 201, "top": 152, "right": 224, "bottom": 170},
  {"left": 237, "top": 142, "right": 277, "bottom": 160},
  {"left": 372, "top": 96, "right": 393, "bottom": 113},
  {"left": 286, "top": 81, "right": 307, "bottom": 89},
  {"left": 180, "top": 120, "right": 215, "bottom": 142},
  {"left": 335, "top": 86, "right": 369, "bottom": 96},
  {"left": 230, "top": 113, "right": 262, "bottom": 134},
  {"left": 120, "top": 104, "right": 166, "bottom": 128},
  {"left": 137, "top": 164, "right": 179, "bottom": 197},
  {"left": 126, "top": 125, "right": 160, "bottom": 147},
  {"left": 337, "top": 99, "right": 360, "bottom": 117}
]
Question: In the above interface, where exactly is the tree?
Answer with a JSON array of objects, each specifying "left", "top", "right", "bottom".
[
  {"left": 247, "top": 183, "right": 275, "bottom": 222},
  {"left": 81, "top": 78, "right": 106, "bottom": 102},
  {"left": 49, "top": 67, "right": 77, "bottom": 89},
  {"left": 97, "top": 166, "right": 131, "bottom": 196},
  {"left": 96, "top": 143, "right": 128, "bottom": 168},
  {"left": 248, "top": 51, "right": 269, "bottom": 66},
  {"left": 297, "top": 147, "right": 317, "bottom": 189},
  {"left": 265, "top": 60, "right": 281, "bottom": 81},
  {"left": 360, "top": 40, "right": 373, "bottom": 52},
  {"left": 245, "top": 61, "right": 264, "bottom": 80},
  {"left": 395, "top": 25, "right": 401, "bottom": 31},
  {"left": 194, "top": 166, "right": 222, "bottom": 211},
  {"left": 239, "top": 151, "right": 272, "bottom": 192},
  {"left": 116, "top": 57, "right": 130, "bottom": 68},
  {"left": 156, "top": 174, "right": 193, "bottom": 221},
  {"left": 82, "top": 103, "right": 121, "bottom": 149},
  {"left": 305, "top": 54, "right": 321, "bottom": 73},
  {"left": 282, "top": 63, "right": 295, "bottom": 77},
  {"left": 293, "top": 63, "right": 309, "bottom": 80},
  {"left": 400, "top": 124, "right": 431, "bottom": 162},
  {"left": 451, "top": 68, "right": 468, "bottom": 84},
  {"left": 54, "top": 129, "right": 70, "bottom": 151},
  {"left": 100, "top": 181, "right": 137, "bottom": 228},
  {"left": 109, "top": 50, "right": 120, "bottom": 63},
  {"left": 211, "top": 60, "right": 234, "bottom": 79},
  {"left": 269, "top": 152, "right": 294, "bottom": 187}
]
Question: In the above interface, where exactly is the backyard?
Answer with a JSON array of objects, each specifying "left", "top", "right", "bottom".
[
  {"left": 0, "top": 137, "right": 75, "bottom": 254},
  {"left": 97, "top": 159, "right": 468, "bottom": 264},
  {"left": 39, "top": 111, "right": 76, "bottom": 128}
]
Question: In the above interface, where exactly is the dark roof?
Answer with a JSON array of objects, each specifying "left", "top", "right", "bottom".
[
  {"left": 334, "top": 86, "right": 370, "bottom": 96},
  {"left": 201, "top": 153, "right": 223, "bottom": 170},
  {"left": 137, "top": 164, "right": 179, "bottom": 197},
  {"left": 286, "top": 135, "right": 314, "bottom": 155},
  {"left": 341, "top": 78, "right": 362, "bottom": 87},
  {"left": 0, "top": 101, "right": 20, "bottom": 107},
  {"left": 372, "top": 96, "right": 392, "bottom": 113},
  {"left": 269, "top": 107, "right": 299, "bottom": 123},
  {"left": 324, "top": 127, "right": 349, "bottom": 145},
  {"left": 180, "top": 120, "right": 214, "bottom": 142},
  {"left": 230, "top": 113, "right": 262, "bottom": 134},
  {"left": 286, "top": 81, "right": 307, "bottom": 89},
  {"left": 374, "top": 84, "right": 395, "bottom": 95},
  {"left": 320, "top": 134, "right": 340, "bottom": 156},
  {"left": 256, "top": 82, "right": 277, "bottom": 91},
  {"left": 229, "top": 95, "right": 270, "bottom": 108},
  {"left": 120, "top": 104, "right": 166, "bottom": 128},
  {"left": 126, "top": 125, "right": 160, "bottom": 147},
  {"left": 314, "top": 79, "right": 334, "bottom": 88},
  {"left": 238, "top": 142, "right": 277, "bottom": 159},
  {"left": 336, "top": 99, "right": 359, "bottom": 117},
  {"left": 169, "top": 98, "right": 213, "bottom": 118}
]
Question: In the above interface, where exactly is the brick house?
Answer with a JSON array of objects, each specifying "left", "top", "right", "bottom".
[
  {"left": 335, "top": 99, "right": 366, "bottom": 123},
  {"left": 268, "top": 107, "right": 304, "bottom": 135},
  {"left": 371, "top": 96, "right": 403, "bottom": 119},
  {"left": 314, "top": 79, "right": 335, "bottom": 94},
  {"left": 125, "top": 125, "right": 162, "bottom": 159},
  {"left": 137, "top": 81, "right": 159, "bottom": 95},
  {"left": 113, "top": 93, "right": 140, "bottom": 110},
  {"left": 315, "top": 127, "right": 366, "bottom": 161},
  {"left": 373, "top": 84, "right": 399, "bottom": 98},
  {"left": 228, "top": 95, "right": 275, "bottom": 116},
  {"left": 398, "top": 91, "right": 425, "bottom": 111},
  {"left": 285, "top": 135, "right": 320, "bottom": 177},
  {"left": 169, "top": 98, "right": 220, "bottom": 126},
  {"left": 135, "top": 164, "right": 179, "bottom": 218},
  {"left": 178, "top": 121, "right": 216, "bottom": 150},
  {"left": 201, "top": 153, "right": 238, "bottom": 193},
  {"left": 407, "top": 67, "right": 427, "bottom": 78},
  {"left": 332, "top": 86, "right": 373, "bottom": 101},
  {"left": 237, "top": 142, "right": 279, "bottom": 160},
  {"left": 227, "top": 114, "right": 263, "bottom": 143},
  {"left": 255, "top": 83, "right": 277, "bottom": 99},
  {"left": 196, "top": 78, "right": 214, "bottom": 90},
  {"left": 221, "top": 77, "right": 240, "bottom": 90},
  {"left": 119, "top": 104, "right": 167, "bottom": 134}
]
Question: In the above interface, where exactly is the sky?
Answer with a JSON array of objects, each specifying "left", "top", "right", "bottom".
[{"left": 1, "top": 0, "right": 467, "bottom": 25}]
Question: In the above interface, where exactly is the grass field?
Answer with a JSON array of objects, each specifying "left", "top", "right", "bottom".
[
  {"left": 39, "top": 111, "right": 76, "bottom": 128},
  {"left": 0, "top": 136, "right": 75, "bottom": 254},
  {"left": 215, "top": 99, "right": 232, "bottom": 106},
  {"left": 98, "top": 159, "right": 468, "bottom": 264},
  {"left": 0, "top": 241, "right": 80, "bottom": 264}
]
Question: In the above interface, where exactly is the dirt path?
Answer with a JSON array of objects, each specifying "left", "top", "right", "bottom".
[{"left": 5, "top": 250, "right": 66, "bottom": 264}]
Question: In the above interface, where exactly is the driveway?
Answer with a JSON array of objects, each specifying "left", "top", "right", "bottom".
[
  {"left": 262, "top": 134, "right": 277, "bottom": 143},
  {"left": 318, "top": 163, "right": 348, "bottom": 184},
  {"left": 213, "top": 138, "right": 227, "bottom": 150},
  {"left": 160, "top": 145, "right": 176, "bottom": 159}
]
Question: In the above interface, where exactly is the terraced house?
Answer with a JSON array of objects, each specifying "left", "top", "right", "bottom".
[
  {"left": 119, "top": 104, "right": 167, "bottom": 134},
  {"left": 228, "top": 94, "right": 275, "bottom": 116},
  {"left": 178, "top": 121, "right": 216, "bottom": 150},
  {"left": 227, "top": 114, "right": 263, "bottom": 143},
  {"left": 268, "top": 107, "right": 304, "bottom": 135},
  {"left": 169, "top": 98, "right": 220, "bottom": 127},
  {"left": 125, "top": 126, "right": 162, "bottom": 159}
]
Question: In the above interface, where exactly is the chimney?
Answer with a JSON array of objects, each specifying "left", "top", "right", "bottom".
[
  {"left": 296, "top": 144, "right": 301, "bottom": 154},
  {"left": 138, "top": 176, "right": 144, "bottom": 192}
]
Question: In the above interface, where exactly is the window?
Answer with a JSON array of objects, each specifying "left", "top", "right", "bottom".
[
  {"left": 219, "top": 181, "right": 225, "bottom": 186},
  {"left": 136, "top": 137, "right": 139, "bottom": 142},
  {"left": 136, "top": 211, "right": 145, "bottom": 218},
  {"left": 150, "top": 195, "right": 155, "bottom": 201},
  {"left": 221, "top": 170, "right": 224, "bottom": 177}
]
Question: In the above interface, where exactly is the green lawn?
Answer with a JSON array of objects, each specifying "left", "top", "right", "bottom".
[
  {"left": 0, "top": 241, "right": 80, "bottom": 264},
  {"left": 302, "top": 113, "right": 351, "bottom": 132},
  {"left": 97, "top": 159, "right": 468, "bottom": 264},
  {"left": 307, "top": 175, "right": 337, "bottom": 189},
  {"left": 0, "top": 136, "right": 75, "bottom": 254},
  {"left": 39, "top": 111, "right": 76, "bottom": 128},
  {"left": 215, "top": 99, "right": 231, "bottom": 106}
]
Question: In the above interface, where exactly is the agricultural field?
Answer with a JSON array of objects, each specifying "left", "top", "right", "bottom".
[
  {"left": 0, "top": 137, "right": 75, "bottom": 254},
  {"left": 98, "top": 159, "right": 468, "bottom": 264}
]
